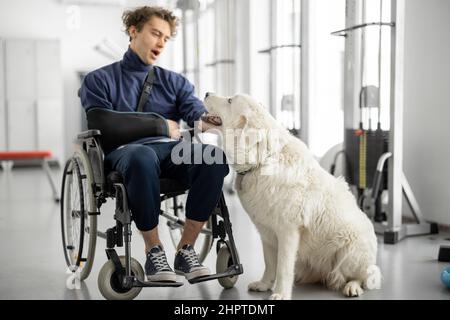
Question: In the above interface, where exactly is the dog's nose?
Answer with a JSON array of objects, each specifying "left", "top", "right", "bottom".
[{"left": 205, "top": 92, "right": 213, "bottom": 99}]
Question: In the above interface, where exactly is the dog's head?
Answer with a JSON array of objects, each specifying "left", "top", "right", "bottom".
[
  {"left": 203, "top": 93, "right": 285, "bottom": 172},
  {"left": 203, "top": 93, "right": 279, "bottom": 132}
]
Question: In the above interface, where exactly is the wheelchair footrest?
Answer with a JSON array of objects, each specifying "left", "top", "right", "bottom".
[
  {"left": 133, "top": 278, "right": 184, "bottom": 288},
  {"left": 188, "top": 264, "right": 244, "bottom": 284}
]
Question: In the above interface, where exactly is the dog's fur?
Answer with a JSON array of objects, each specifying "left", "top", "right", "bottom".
[{"left": 204, "top": 93, "right": 381, "bottom": 300}]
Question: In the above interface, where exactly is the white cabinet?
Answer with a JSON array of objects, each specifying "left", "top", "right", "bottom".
[
  {"left": 0, "top": 40, "right": 5, "bottom": 150},
  {"left": 36, "top": 41, "right": 63, "bottom": 98},
  {"left": 37, "top": 99, "right": 63, "bottom": 158},
  {"left": 5, "top": 40, "right": 36, "bottom": 99},
  {"left": 7, "top": 100, "right": 37, "bottom": 150},
  {"left": 0, "top": 98, "right": 5, "bottom": 151},
  {"left": 0, "top": 39, "right": 64, "bottom": 165}
]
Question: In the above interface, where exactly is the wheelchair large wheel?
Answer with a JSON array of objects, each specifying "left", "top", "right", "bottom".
[
  {"left": 216, "top": 246, "right": 239, "bottom": 289},
  {"left": 98, "top": 256, "right": 144, "bottom": 300},
  {"left": 60, "top": 149, "right": 97, "bottom": 281},
  {"left": 165, "top": 194, "right": 213, "bottom": 263}
]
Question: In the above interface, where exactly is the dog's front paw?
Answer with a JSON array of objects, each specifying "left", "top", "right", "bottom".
[
  {"left": 248, "top": 281, "right": 272, "bottom": 292},
  {"left": 343, "top": 281, "right": 364, "bottom": 297},
  {"left": 269, "top": 293, "right": 288, "bottom": 300}
]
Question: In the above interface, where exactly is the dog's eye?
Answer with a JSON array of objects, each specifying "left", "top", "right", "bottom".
[{"left": 228, "top": 98, "right": 232, "bottom": 104}]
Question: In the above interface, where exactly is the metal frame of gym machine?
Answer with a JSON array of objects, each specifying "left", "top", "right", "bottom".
[{"left": 332, "top": 0, "right": 437, "bottom": 244}]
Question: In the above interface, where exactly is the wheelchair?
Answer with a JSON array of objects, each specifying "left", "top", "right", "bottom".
[{"left": 60, "top": 129, "right": 243, "bottom": 300}]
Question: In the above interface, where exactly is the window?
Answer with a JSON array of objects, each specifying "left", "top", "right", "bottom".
[
  {"left": 171, "top": 0, "right": 235, "bottom": 98},
  {"left": 361, "top": 0, "right": 392, "bottom": 130},
  {"left": 171, "top": 6, "right": 198, "bottom": 87},
  {"left": 273, "top": 0, "right": 301, "bottom": 131},
  {"left": 250, "top": 0, "right": 301, "bottom": 132},
  {"left": 309, "top": 0, "right": 346, "bottom": 157}
]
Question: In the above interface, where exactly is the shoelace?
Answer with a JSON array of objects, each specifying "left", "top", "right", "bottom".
[
  {"left": 149, "top": 251, "right": 170, "bottom": 270},
  {"left": 181, "top": 248, "right": 201, "bottom": 267}
]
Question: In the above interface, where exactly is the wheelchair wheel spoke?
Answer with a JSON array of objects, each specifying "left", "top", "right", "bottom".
[
  {"left": 167, "top": 220, "right": 183, "bottom": 230},
  {"left": 61, "top": 149, "right": 98, "bottom": 281},
  {"left": 62, "top": 158, "right": 86, "bottom": 267},
  {"left": 71, "top": 210, "right": 81, "bottom": 219},
  {"left": 165, "top": 194, "right": 213, "bottom": 263},
  {"left": 199, "top": 227, "right": 212, "bottom": 235}
]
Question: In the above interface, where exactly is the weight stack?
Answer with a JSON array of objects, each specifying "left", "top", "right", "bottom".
[{"left": 344, "top": 128, "right": 390, "bottom": 190}]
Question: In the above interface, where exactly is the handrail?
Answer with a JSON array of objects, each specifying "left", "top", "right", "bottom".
[
  {"left": 205, "top": 59, "right": 235, "bottom": 67},
  {"left": 258, "top": 44, "right": 301, "bottom": 54},
  {"left": 331, "top": 22, "right": 395, "bottom": 37}
]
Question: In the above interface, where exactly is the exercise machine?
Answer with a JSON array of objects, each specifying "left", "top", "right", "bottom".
[{"left": 330, "top": 0, "right": 437, "bottom": 244}]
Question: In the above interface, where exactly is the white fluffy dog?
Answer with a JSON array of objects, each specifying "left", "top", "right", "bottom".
[{"left": 203, "top": 93, "right": 382, "bottom": 300}]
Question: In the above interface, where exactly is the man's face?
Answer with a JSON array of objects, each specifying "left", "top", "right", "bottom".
[{"left": 129, "top": 16, "right": 171, "bottom": 65}]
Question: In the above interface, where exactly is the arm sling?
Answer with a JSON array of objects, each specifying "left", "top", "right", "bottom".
[{"left": 86, "top": 67, "right": 169, "bottom": 153}]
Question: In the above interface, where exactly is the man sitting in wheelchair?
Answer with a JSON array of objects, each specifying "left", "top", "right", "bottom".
[{"left": 79, "top": 6, "right": 229, "bottom": 282}]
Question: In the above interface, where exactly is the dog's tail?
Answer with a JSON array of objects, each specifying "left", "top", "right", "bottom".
[{"left": 363, "top": 265, "right": 382, "bottom": 290}]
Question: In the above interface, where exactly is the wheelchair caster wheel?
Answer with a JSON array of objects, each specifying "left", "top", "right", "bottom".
[
  {"left": 216, "top": 246, "right": 238, "bottom": 289},
  {"left": 98, "top": 256, "right": 144, "bottom": 300}
]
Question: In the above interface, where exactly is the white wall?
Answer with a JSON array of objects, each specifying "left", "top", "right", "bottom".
[
  {"left": 248, "top": 0, "right": 271, "bottom": 108},
  {"left": 0, "top": 0, "right": 172, "bottom": 161},
  {"left": 402, "top": 0, "right": 450, "bottom": 225},
  {"left": 306, "top": 0, "right": 345, "bottom": 157},
  {"left": 234, "top": 0, "right": 250, "bottom": 95}
]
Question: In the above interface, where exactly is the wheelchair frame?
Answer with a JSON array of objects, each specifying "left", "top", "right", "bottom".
[{"left": 61, "top": 129, "right": 243, "bottom": 299}]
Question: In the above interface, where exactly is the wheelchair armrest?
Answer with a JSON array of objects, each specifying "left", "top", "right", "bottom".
[
  {"left": 76, "top": 129, "right": 106, "bottom": 189},
  {"left": 77, "top": 129, "right": 102, "bottom": 141},
  {"left": 180, "top": 128, "right": 195, "bottom": 139}
]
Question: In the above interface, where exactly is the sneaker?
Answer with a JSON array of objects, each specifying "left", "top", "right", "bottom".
[
  {"left": 174, "top": 244, "right": 211, "bottom": 280},
  {"left": 145, "top": 245, "right": 177, "bottom": 282}
]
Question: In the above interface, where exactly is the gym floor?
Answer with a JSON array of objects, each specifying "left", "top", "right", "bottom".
[{"left": 1, "top": 167, "right": 449, "bottom": 300}]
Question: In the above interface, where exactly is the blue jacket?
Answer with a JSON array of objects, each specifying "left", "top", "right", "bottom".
[{"left": 79, "top": 47, "right": 206, "bottom": 144}]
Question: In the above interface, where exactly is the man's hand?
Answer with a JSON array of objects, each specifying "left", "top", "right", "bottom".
[
  {"left": 198, "top": 114, "right": 222, "bottom": 132},
  {"left": 167, "top": 119, "right": 181, "bottom": 139}
]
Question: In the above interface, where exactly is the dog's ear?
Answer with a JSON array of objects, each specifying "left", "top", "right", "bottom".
[{"left": 236, "top": 115, "right": 248, "bottom": 130}]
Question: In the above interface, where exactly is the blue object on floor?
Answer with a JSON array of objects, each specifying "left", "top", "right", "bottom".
[{"left": 441, "top": 267, "right": 450, "bottom": 289}]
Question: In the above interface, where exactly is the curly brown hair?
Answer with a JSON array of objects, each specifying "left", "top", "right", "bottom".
[{"left": 122, "top": 6, "right": 179, "bottom": 40}]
